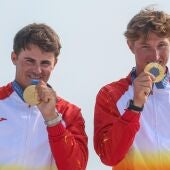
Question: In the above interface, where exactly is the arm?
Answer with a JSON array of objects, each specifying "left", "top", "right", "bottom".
[
  {"left": 94, "top": 86, "right": 140, "bottom": 166},
  {"left": 47, "top": 101, "right": 88, "bottom": 170},
  {"left": 36, "top": 82, "right": 88, "bottom": 170}
]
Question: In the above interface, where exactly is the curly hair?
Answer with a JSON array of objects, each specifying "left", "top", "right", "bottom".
[
  {"left": 13, "top": 23, "right": 61, "bottom": 59},
  {"left": 124, "top": 8, "right": 170, "bottom": 41}
]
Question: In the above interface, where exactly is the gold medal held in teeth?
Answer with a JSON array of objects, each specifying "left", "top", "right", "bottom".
[
  {"left": 144, "top": 62, "right": 165, "bottom": 83},
  {"left": 23, "top": 85, "right": 40, "bottom": 105}
]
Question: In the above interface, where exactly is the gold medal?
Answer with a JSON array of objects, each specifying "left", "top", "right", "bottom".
[
  {"left": 23, "top": 85, "right": 40, "bottom": 105},
  {"left": 144, "top": 62, "right": 165, "bottom": 83}
]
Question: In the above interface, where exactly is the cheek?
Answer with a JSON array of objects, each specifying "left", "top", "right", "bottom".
[
  {"left": 164, "top": 49, "right": 170, "bottom": 58},
  {"left": 42, "top": 68, "right": 53, "bottom": 76},
  {"left": 42, "top": 70, "right": 52, "bottom": 82},
  {"left": 160, "top": 49, "right": 169, "bottom": 62},
  {"left": 16, "top": 63, "right": 26, "bottom": 72},
  {"left": 163, "top": 53, "right": 169, "bottom": 64},
  {"left": 135, "top": 49, "right": 146, "bottom": 61}
]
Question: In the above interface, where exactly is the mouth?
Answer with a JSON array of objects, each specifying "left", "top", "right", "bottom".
[
  {"left": 28, "top": 75, "right": 42, "bottom": 80},
  {"left": 27, "top": 76, "right": 43, "bottom": 85}
]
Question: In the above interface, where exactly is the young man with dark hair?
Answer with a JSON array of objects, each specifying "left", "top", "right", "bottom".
[{"left": 0, "top": 23, "right": 88, "bottom": 170}]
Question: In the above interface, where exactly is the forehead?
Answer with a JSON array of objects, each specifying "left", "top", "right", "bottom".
[
  {"left": 19, "top": 44, "right": 56, "bottom": 61},
  {"left": 136, "top": 32, "right": 170, "bottom": 44}
]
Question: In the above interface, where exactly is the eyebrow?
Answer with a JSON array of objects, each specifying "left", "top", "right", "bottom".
[
  {"left": 140, "top": 40, "right": 168, "bottom": 45},
  {"left": 139, "top": 42, "right": 149, "bottom": 45},
  {"left": 24, "top": 57, "right": 35, "bottom": 61},
  {"left": 158, "top": 41, "right": 168, "bottom": 44},
  {"left": 24, "top": 57, "right": 52, "bottom": 65},
  {"left": 41, "top": 60, "right": 51, "bottom": 64}
]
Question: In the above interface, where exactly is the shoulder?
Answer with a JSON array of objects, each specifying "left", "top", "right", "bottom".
[
  {"left": 105, "top": 75, "right": 131, "bottom": 93},
  {"left": 56, "top": 97, "right": 80, "bottom": 112},
  {"left": 0, "top": 83, "right": 13, "bottom": 100},
  {"left": 97, "top": 75, "right": 131, "bottom": 102}
]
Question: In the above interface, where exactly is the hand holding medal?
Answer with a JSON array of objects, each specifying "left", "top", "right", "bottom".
[
  {"left": 23, "top": 80, "right": 59, "bottom": 124},
  {"left": 23, "top": 79, "right": 57, "bottom": 116},
  {"left": 133, "top": 62, "right": 165, "bottom": 101}
]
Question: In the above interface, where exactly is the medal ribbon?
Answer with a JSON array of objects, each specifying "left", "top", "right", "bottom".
[
  {"left": 12, "top": 80, "right": 40, "bottom": 101},
  {"left": 12, "top": 80, "right": 24, "bottom": 101}
]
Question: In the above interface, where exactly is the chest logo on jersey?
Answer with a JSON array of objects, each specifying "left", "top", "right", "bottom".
[{"left": 0, "top": 117, "right": 7, "bottom": 122}]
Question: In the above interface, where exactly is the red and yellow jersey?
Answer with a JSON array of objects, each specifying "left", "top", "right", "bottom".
[
  {"left": 94, "top": 71, "right": 170, "bottom": 170},
  {"left": 0, "top": 83, "right": 88, "bottom": 170}
]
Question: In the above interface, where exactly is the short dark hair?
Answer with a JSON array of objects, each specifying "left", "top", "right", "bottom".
[
  {"left": 124, "top": 8, "right": 170, "bottom": 41},
  {"left": 13, "top": 23, "right": 61, "bottom": 59}
]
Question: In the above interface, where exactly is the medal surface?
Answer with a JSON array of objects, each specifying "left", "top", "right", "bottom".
[
  {"left": 144, "top": 62, "right": 165, "bottom": 83},
  {"left": 23, "top": 85, "right": 40, "bottom": 105}
]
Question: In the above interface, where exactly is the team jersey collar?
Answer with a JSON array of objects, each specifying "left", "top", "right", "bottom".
[{"left": 11, "top": 80, "right": 40, "bottom": 101}]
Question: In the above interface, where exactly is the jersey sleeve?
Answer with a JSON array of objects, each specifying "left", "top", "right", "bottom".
[
  {"left": 94, "top": 85, "right": 140, "bottom": 166},
  {"left": 47, "top": 98, "right": 88, "bottom": 170}
]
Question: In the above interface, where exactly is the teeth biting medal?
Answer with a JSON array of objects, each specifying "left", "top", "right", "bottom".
[{"left": 144, "top": 62, "right": 165, "bottom": 83}]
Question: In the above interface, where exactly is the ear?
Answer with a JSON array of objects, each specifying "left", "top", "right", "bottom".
[
  {"left": 11, "top": 52, "right": 18, "bottom": 65},
  {"left": 127, "top": 40, "right": 135, "bottom": 54}
]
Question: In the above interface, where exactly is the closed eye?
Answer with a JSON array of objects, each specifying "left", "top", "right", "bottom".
[
  {"left": 158, "top": 43, "right": 168, "bottom": 48},
  {"left": 41, "top": 61, "right": 52, "bottom": 67},
  {"left": 25, "top": 58, "right": 35, "bottom": 64},
  {"left": 141, "top": 45, "right": 150, "bottom": 49}
]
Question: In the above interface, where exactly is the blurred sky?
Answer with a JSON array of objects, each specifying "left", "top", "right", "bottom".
[{"left": 0, "top": 0, "right": 170, "bottom": 170}]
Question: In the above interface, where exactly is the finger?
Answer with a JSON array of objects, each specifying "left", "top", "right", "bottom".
[
  {"left": 36, "top": 86, "right": 47, "bottom": 101},
  {"left": 139, "top": 81, "right": 153, "bottom": 89},
  {"left": 137, "top": 74, "right": 155, "bottom": 83},
  {"left": 144, "top": 87, "right": 151, "bottom": 96},
  {"left": 41, "top": 89, "right": 56, "bottom": 103},
  {"left": 145, "top": 72, "right": 156, "bottom": 82}
]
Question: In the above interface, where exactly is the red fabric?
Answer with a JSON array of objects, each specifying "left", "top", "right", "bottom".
[
  {"left": 0, "top": 83, "right": 13, "bottom": 99},
  {"left": 94, "top": 76, "right": 140, "bottom": 166},
  {"left": 47, "top": 97, "right": 88, "bottom": 170}
]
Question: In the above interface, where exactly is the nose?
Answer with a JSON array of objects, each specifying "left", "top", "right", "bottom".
[
  {"left": 150, "top": 48, "right": 160, "bottom": 62},
  {"left": 32, "top": 64, "right": 42, "bottom": 74}
]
